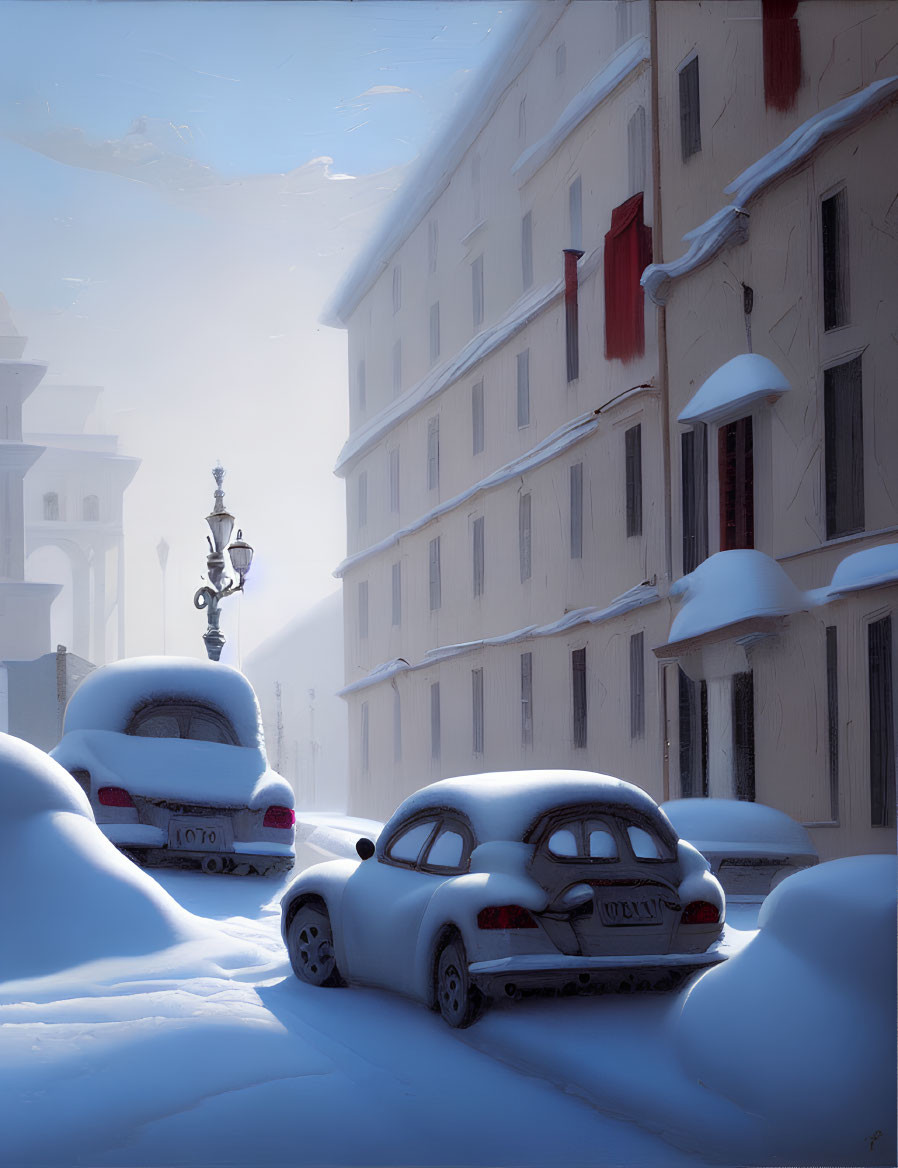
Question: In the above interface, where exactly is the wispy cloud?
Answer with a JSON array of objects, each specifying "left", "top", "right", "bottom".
[{"left": 360, "top": 85, "right": 412, "bottom": 96}]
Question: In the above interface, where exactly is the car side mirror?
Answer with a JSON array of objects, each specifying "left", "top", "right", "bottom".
[{"left": 356, "top": 837, "right": 375, "bottom": 861}]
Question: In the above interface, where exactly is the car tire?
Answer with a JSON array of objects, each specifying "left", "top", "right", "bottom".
[
  {"left": 435, "top": 935, "right": 483, "bottom": 1028},
  {"left": 286, "top": 902, "right": 344, "bottom": 988}
]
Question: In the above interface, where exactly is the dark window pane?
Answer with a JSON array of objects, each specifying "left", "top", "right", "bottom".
[
  {"left": 570, "top": 462, "right": 583, "bottom": 559},
  {"left": 472, "top": 668, "right": 484, "bottom": 755},
  {"left": 681, "top": 425, "right": 708, "bottom": 573},
  {"left": 521, "top": 652, "right": 533, "bottom": 747},
  {"left": 572, "top": 648, "right": 587, "bottom": 748},
  {"left": 473, "top": 516, "right": 484, "bottom": 597},
  {"left": 718, "top": 417, "right": 754, "bottom": 550},
  {"left": 625, "top": 424, "right": 642, "bottom": 538},
  {"left": 629, "top": 631, "right": 644, "bottom": 738},
  {"left": 429, "top": 537, "right": 441, "bottom": 611},
  {"left": 733, "top": 671, "right": 755, "bottom": 801},
  {"left": 869, "top": 615, "right": 895, "bottom": 828},
  {"left": 679, "top": 57, "right": 701, "bottom": 159},
  {"left": 519, "top": 493, "right": 532, "bottom": 582},
  {"left": 824, "top": 356, "right": 864, "bottom": 539},
  {"left": 826, "top": 625, "right": 839, "bottom": 821},
  {"left": 517, "top": 350, "right": 530, "bottom": 427},
  {"left": 822, "top": 189, "right": 849, "bottom": 330}
]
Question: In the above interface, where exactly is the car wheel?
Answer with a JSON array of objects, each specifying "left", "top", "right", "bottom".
[
  {"left": 435, "top": 936, "right": 483, "bottom": 1028},
  {"left": 287, "top": 902, "right": 343, "bottom": 988}
]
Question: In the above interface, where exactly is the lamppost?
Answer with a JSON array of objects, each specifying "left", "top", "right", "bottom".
[{"left": 193, "top": 465, "right": 253, "bottom": 661}]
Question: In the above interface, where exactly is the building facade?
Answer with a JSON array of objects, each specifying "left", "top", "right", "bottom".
[{"left": 327, "top": 0, "right": 897, "bottom": 857}]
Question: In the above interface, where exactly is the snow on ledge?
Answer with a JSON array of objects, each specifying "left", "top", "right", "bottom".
[
  {"left": 339, "top": 582, "right": 659, "bottom": 696},
  {"left": 512, "top": 36, "right": 650, "bottom": 188},
  {"left": 642, "top": 75, "right": 898, "bottom": 306},
  {"left": 678, "top": 354, "right": 790, "bottom": 425},
  {"left": 335, "top": 408, "right": 603, "bottom": 577},
  {"left": 826, "top": 542, "right": 898, "bottom": 597}
]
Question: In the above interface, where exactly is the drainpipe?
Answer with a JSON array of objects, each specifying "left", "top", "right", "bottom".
[{"left": 563, "top": 248, "right": 585, "bottom": 382}]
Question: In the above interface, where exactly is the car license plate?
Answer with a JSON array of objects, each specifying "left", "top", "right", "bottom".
[
  {"left": 168, "top": 817, "right": 232, "bottom": 852},
  {"left": 598, "top": 897, "right": 662, "bottom": 926}
]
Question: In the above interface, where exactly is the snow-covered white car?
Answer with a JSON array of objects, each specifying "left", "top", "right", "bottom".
[
  {"left": 280, "top": 771, "right": 726, "bottom": 1027},
  {"left": 660, "top": 798, "right": 818, "bottom": 899},
  {"left": 51, "top": 656, "right": 295, "bottom": 877}
]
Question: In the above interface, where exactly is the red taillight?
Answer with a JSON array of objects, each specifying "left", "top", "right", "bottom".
[
  {"left": 681, "top": 901, "right": 719, "bottom": 925},
  {"left": 477, "top": 905, "right": 537, "bottom": 930},
  {"left": 97, "top": 786, "right": 135, "bottom": 808},
  {"left": 263, "top": 805, "right": 295, "bottom": 829}
]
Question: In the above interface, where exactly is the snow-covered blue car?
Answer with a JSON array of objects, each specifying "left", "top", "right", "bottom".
[
  {"left": 281, "top": 771, "right": 726, "bottom": 1027},
  {"left": 52, "top": 656, "right": 295, "bottom": 877}
]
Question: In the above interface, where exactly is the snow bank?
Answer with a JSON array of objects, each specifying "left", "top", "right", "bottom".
[
  {"left": 662, "top": 798, "right": 816, "bottom": 858},
  {"left": 0, "top": 734, "right": 205, "bottom": 980},
  {"left": 295, "top": 812, "right": 384, "bottom": 860},
  {"left": 677, "top": 353, "right": 790, "bottom": 425},
  {"left": 674, "top": 855, "right": 897, "bottom": 1164},
  {"left": 827, "top": 541, "right": 898, "bottom": 596},
  {"left": 668, "top": 550, "right": 804, "bottom": 643},
  {"left": 61, "top": 655, "right": 265, "bottom": 750}
]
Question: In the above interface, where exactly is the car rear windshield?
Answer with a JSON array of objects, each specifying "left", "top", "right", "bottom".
[
  {"left": 126, "top": 702, "right": 238, "bottom": 746},
  {"left": 532, "top": 807, "right": 676, "bottom": 864}
]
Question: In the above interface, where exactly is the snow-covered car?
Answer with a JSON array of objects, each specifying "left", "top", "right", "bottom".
[
  {"left": 280, "top": 770, "right": 726, "bottom": 1027},
  {"left": 51, "top": 656, "right": 295, "bottom": 876},
  {"left": 660, "top": 798, "right": 818, "bottom": 899}
]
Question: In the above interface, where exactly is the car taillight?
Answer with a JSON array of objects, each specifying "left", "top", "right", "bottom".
[
  {"left": 97, "top": 786, "right": 135, "bottom": 808},
  {"left": 477, "top": 905, "right": 537, "bottom": 930},
  {"left": 681, "top": 901, "right": 719, "bottom": 925},
  {"left": 263, "top": 805, "right": 295, "bottom": 829}
]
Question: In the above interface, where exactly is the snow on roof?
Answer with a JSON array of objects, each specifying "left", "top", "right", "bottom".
[
  {"left": 642, "top": 75, "right": 898, "bottom": 305},
  {"left": 334, "top": 246, "right": 601, "bottom": 476},
  {"left": 335, "top": 408, "right": 602, "bottom": 576},
  {"left": 668, "top": 551, "right": 805, "bottom": 645},
  {"left": 62, "top": 656, "right": 265, "bottom": 750},
  {"left": 339, "top": 582, "right": 659, "bottom": 697},
  {"left": 379, "top": 770, "right": 669, "bottom": 847},
  {"left": 512, "top": 35, "right": 650, "bottom": 187},
  {"left": 826, "top": 542, "right": 898, "bottom": 597},
  {"left": 661, "top": 798, "right": 816, "bottom": 858},
  {"left": 677, "top": 354, "right": 790, "bottom": 425}
]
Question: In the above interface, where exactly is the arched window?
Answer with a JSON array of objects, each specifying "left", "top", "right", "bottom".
[
  {"left": 43, "top": 492, "right": 59, "bottom": 521},
  {"left": 83, "top": 495, "right": 100, "bottom": 522}
]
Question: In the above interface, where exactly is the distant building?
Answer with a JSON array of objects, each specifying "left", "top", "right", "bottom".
[{"left": 243, "top": 590, "right": 348, "bottom": 811}]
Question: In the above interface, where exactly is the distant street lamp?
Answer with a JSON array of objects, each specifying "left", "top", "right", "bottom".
[{"left": 193, "top": 465, "right": 253, "bottom": 661}]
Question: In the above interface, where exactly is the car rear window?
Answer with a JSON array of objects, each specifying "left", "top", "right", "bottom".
[
  {"left": 387, "top": 820, "right": 437, "bottom": 863},
  {"left": 546, "top": 818, "right": 620, "bottom": 861},
  {"left": 127, "top": 702, "right": 238, "bottom": 745},
  {"left": 627, "top": 825, "right": 662, "bottom": 859},
  {"left": 133, "top": 714, "right": 180, "bottom": 739},
  {"left": 427, "top": 829, "right": 464, "bottom": 868}
]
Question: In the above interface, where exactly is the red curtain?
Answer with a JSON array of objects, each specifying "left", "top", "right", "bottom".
[
  {"left": 604, "top": 192, "right": 652, "bottom": 363},
  {"left": 763, "top": 0, "right": 801, "bottom": 112}
]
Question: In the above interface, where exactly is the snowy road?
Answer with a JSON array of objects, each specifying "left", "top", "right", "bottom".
[{"left": 0, "top": 864, "right": 757, "bottom": 1168}]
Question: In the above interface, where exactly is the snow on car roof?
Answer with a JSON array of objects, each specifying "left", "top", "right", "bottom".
[
  {"left": 380, "top": 770, "right": 670, "bottom": 846},
  {"left": 62, "top": 656, "right": 264, "bottom": 749},
  {"left": 661, "top": 798, "right": 816, "bottom": 856}
]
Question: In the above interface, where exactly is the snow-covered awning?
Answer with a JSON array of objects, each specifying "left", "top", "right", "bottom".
[
  {"left": 677, "top": 354, "right": 790, "bottom": 426},
  {"left": 824, "top": 543, "right": 898, "bottom": 599}
]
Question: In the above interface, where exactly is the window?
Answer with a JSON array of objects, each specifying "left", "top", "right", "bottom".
[
  {"left": 393, "top": 689, "right": 402, "bottom": 763},
  {"left": 518, "top": 96, "right": 526, "bottom": 141},
  {"left": 429, "top": 536, "right": 441, "bottom": 611},
  {"left": 604, "top": 192, "right": 652, "bottom": 362},
  {"left": 822, "top": 188, "right": 849, "bottom": 331},
  {"left": 391, "top": 561, "right": 401, "bottom": 626},
  {"left": 357, "top": 580, "right": 368, "bottom": 640},
  {"left": 628, "top": 106, "right": 646, "bottom": 197},
  {"left": 43, "top": 492, "right": 59, "bottom": 521},
  {"left": 472, "top": 668, "right": 484, "bottom": 754},
  {"left": 389, "top": 448, "right": 400, "bottom": 513},
  {"left": 388, "top": 820, "right": 436, "bottom": 864},
  {"left": 630, "top": 631, "right": 644, "bottom": 738},
  {"left": 431, "top": 682, "right": 441, "bottom": 760},
  {"left": 521, "top": 212, "right": 533, "bottom": 290},
  {"left": 733, "top": 671, "right": 755, "bottom": 801},
  {"left": 472, "top": 380, "right": 484, "bottom": 455},
  {"left": 360, "top": 702, "right": 370, "bottom": 775},
  {"left": 628, "top": 825, "right": 661, "bottom": 860},
  {"left": 570, "top": 462, "right": 583, "bottom": 559},
  {"left": 517, "top": 349, "right": 530, "bottom": 427},
  {"left": 357, "top": 359, "right": 366, "bottom": 413},
  {"left": 426, "top": 829, "right": 465, "bottom": 870},
  {"left": 521, "top": 651, "right": 533, "bottom": 747},
  {"left": 569, "top": 177, "right": 582, "bottom": 250},
  {"left": 519, "top": 492, "right": 532, "bottom": 582},
  {"left": 392, "top": 339, "right": 402, "bottom": 396},
  {"left": 826, "top": 625, "right": 839, "bottom": 821},
  {"left": 83, "top": 495, "right": 99, "bottom": 522},
  {"left": 572, "top": 648, "right": 587, "bottom": 748},
  {"left": 718, "top": 417, "right": 754, "bottom": 550},
  {"left": 472, "top": 254, "right": 484, "bottom": 329},
  {"left": 473, "top": 516, "right": 484, "bottom": 597},
  {"left": 128, "top": 703, "right": 237, "bottom": 745},
  {"left": 824, "top": 356, "right": 864, "bottom": 539},
  {"left": 427, "top": 416, "right": 440, "bottom": 490},
  {"left": 555, "top": 42, "right": 566, "bottom": 76},
  {"left": 428, "top": 219, "right": 439, "bottom": 274},
  {"left": 679, "top": 56, "right": 701, "bottom": 160},
  {"left": 762, "top": 0, "right": 801, "bottom": 111},
  {"left": 429, "top": 302, "right": 440, "bottom": 365},
  {"left": 679, "top": 669, "right": 709, "bottom": 797},
  {"left": 681, "top": 424, "right": 708, "bottom": 573},
  {"left": 869, "top": 615, "right": 895, "bottom": 827},
  {"left": 357, "top": 471, "right": 368, "bottom": 529},
  {"left": 564, "top": 248, "right": 582, "bottom": 382},
  {"left": 625, "top": 424, "right": 643, "bottom": 537},
  {"left": 392, "top": 265, "right": 401, "bottom": 314}
]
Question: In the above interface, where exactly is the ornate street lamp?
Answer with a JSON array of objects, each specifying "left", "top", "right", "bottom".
[{"left": 194, "top": 465, "right": 253, "bottom": 661}]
